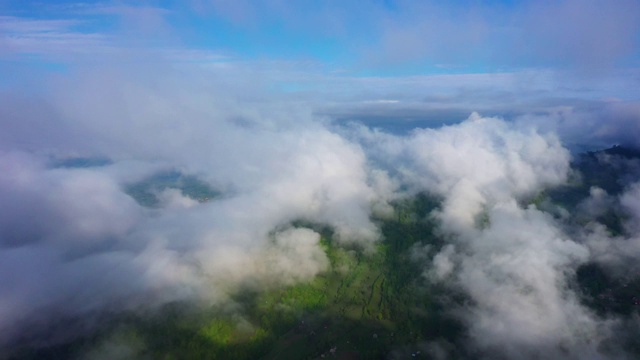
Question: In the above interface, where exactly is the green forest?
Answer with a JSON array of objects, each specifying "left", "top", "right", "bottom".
[
  {"left": 9, "top": 146, "right": 640, "bottom": 360},
  {"left": 12, "top": 194, "right": 468, "bottom": 360}
]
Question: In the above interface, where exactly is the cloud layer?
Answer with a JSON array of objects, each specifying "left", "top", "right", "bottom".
[
  {"left": 345, "top": 112, "right": 640, "bottom": 358},
  {"left": 1, "top": 44, "right": 639, "bottom": 359},
  {"left": 0, "top": 66, "right": 393, "bottom": 348}
]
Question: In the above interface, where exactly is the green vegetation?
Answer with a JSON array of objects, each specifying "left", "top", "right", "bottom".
[
  {"left": 15, "top": 146, "right": 640, "bottom": 359},
  {"left": 115, "top": 194, "right": 462, "bottom": 359},
  {"left": 12, "top": 193, "right": 466, "bottom": 360},
  {"left": 576, "top": 263, "right": 640, "bottom": 317}
]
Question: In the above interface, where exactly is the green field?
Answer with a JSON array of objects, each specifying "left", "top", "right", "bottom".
[{"left": 11, "top": 194, "right": 466, "bottom": 360}]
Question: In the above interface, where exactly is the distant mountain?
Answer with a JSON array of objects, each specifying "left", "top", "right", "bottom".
[{"left": 587, "top": 144, "right": 640, "bottom": 160}]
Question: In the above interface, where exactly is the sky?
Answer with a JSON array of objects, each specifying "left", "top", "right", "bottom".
[
  {"left": 2, "top": 0, "right": 639, "bottom": 146},
  {"left": 2, "top": 1, "right": 640, "bottom": 359},
  {"left": 2, "top": 0, "right": 639, "bottom": 71}
]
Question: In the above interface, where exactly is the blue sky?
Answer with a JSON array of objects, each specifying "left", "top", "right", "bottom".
[
  {"left": 1, "top": 0, "right": 640, "bottom": 146},
  {"left": 2, "top": 0, "right": 639, "bottom": 74}
]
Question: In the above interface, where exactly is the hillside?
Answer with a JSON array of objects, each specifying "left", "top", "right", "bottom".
[{"left": 7, "top": 146, "right": 640, "bottom": 360}]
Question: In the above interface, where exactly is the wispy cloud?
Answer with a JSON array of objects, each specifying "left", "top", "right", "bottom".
[{"left": 0, "top": 16, "right": 112, "bottom": 59}]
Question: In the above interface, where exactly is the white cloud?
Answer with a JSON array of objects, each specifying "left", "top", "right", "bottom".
[
  {"left": 456, "top": 203, "right": 603, "bottom": 359},
  {"left": 583, "top": 182, "right": 640, "bottom": 274},
  {"left": 353, "top": 112, "right": 570, "bottom": 232},
  {"left": 350, "top": 112, "right": 630, "bottom": 357},
  {"left": 0, "top": 64, "right": 391, "bottom": 347}
]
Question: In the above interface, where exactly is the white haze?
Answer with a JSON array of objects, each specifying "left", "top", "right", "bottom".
[{"left": 1, "top": 63, "right": 639, "bottom": 359}]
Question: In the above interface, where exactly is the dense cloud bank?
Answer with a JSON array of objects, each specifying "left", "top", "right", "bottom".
[
  {"left": 349, "top": 114, "right": 623, "bottom": 358},
  {"left": 351, "top": 114, "right": 640, "bottom": 358},
  {"left": 1, "top": 69, "right": 639, "bottom": 358},
  {"left": 0, "top": 70, "right": 392, "bottom": 349}
]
